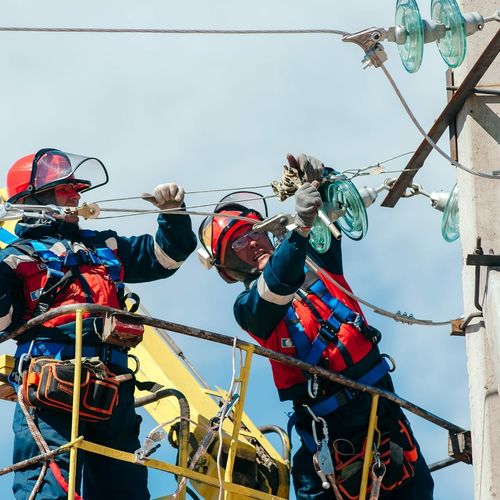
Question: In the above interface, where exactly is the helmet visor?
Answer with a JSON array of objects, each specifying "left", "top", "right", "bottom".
[
  {"left": 32, "top": 148, "right": 109, "bottom": 194},
  {"left": 214, "top": 191, "right": 268, "bottom": 218}
]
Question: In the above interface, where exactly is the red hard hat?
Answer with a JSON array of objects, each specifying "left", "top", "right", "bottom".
[
  {"left": 198, "top": 191, "right": 268, "bottom": 283},
  {"left": 6, "top": 154, "right": 35, "bottom": 202},
  {"left": 6, "top": 149, "right": 94, "bottom": 203}
]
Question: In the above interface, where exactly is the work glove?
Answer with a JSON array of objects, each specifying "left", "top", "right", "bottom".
[
  {"left": 287, "top": 153, "right": 324, "bottom": 183},
  {"left": 142, "top": 183, "right": 185, "bottom": 210},
  {"left": 295, "top": 181, "right": 322, "bottom": 235}
]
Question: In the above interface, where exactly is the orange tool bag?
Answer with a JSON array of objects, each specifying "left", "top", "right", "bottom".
[
  {"left": 22, "top": 357, "right": 122, "bottom": 422},
  {"left": 332, "top": 418, "right": 418, "bottom": 499}
]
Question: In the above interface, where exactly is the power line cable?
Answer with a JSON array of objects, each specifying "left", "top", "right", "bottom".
[
  {"left": 0, "top": 26, "right": 348, "bottom": 36},
  {"left": 92, "top": 185, "right": 271, "bottom": 204},
  {"left": 305, "top": 257, "right": 461, "bottom": 327},
  {"left": 380, "top": 63, "right": 500, "bottom": 181}
]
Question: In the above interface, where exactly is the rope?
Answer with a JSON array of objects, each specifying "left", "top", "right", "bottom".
[
  {"left": 17, "top": 388, "right": 51, "bottom": 499},
  {"left": 29, "top": 463, "right": 48, "bottom": 500},
  {"left": 17, "top": 387, "right": 83, "bottom": 500},
  {"left": 216, "top": 337, "right": 239, "bottom": 500},
  {"left": 0, "top": 26, "right": 349, "bottom": 36}
]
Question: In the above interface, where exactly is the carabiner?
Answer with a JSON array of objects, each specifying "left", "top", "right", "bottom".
[
  {"left": 381, "top": 353, "right": 396, "bottom": 372},
  {"left": 307, "top": 374, "right": 319, "bottom": 399}
]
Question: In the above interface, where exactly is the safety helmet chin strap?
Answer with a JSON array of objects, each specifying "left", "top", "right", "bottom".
[{"left": 215, "top": 248, "right": 262, "bottom": 284}]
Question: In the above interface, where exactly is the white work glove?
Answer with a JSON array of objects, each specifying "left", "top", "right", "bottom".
[
  {"left": 287, "top": 153, "right": 324, "bottom": 183},
  {"left": 142, "top": 183, "right": 185, "bottom": 210},
  {"left": 295, "top": 181, "right": 322, "bottom": 235}
]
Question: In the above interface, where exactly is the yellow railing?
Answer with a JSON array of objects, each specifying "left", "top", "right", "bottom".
[
  {"left": 63, "top": 308, "right": 285, "bottom": 500},
  {"left": 1, "top": 302, "right": 468, "bottom": 499}
]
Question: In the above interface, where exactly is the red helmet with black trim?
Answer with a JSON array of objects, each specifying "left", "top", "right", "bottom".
[
  {"left": 6, "top": 148, "right": 109, "bottom": 203},
  {"left": 198, "top": 191, "right": 270, "bottom": 283}
]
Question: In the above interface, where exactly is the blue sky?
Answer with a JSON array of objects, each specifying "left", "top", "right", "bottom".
[{"left": 0, "top": 1, "right": 471, "bottom": 498}]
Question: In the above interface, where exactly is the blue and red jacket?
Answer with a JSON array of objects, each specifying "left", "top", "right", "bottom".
[
  {"left": 0, "top": 213, "right": 197, "bottom": 344},
  {"left": 234, "top": 230, "right": 380, "bottom": 402}
]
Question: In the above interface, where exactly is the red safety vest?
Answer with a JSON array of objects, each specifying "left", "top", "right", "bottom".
[
  {"left": 6, "top": 231, "right": 124, "bottom": 329},
  {"left": 250, "top": 268, "right": 376, "bottom": 401}
]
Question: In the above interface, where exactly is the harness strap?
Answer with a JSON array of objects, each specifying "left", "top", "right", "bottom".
[
  {"left": 309, "top": 278, "right": 361, "bottom": 327},
  {"left": 33, "top": 270, "right": 73, "bottom": 317},
  {"left": 9, "top": 236, "right": 124, "bottom": 317},
  {"left": 287, "top": 293, "right": 353, "bottom": 368},
  {"left": 289, "top": 358, "right": 391, "bottom": 453},
  {"left": 69, "top": 267, "right": 94, "bottom": 303},
  {"left": 285, "top": 269, "right": 366, "bottom": 370},
  {"left": 15, "top": 341, "right": 129, "bottom": 368},
  {"left": 0, "top": 227, "right": 19, "bottom": 245}
]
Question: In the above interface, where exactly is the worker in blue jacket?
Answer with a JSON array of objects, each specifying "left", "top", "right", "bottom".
[
  {"left": 198, "top": 154, "right": 434, "bottom": 499},
  {"left": 0, "top": 148, "right": 197, "bottom": 500}
]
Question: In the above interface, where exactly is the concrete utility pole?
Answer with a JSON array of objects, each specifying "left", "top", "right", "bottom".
[{"left": 456, "top": 0, "right": 500, "bottom": 497}]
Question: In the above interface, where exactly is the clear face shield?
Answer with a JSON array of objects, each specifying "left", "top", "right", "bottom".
[{"left": 31, "top": 148, "right": 109, "bottom": 196}]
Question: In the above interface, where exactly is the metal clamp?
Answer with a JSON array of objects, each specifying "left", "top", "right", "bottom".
[
  {"left": 383, "top": 178, "right": 424, "bottom": 198},
  {"left": 342, "top": 28, "right": 389, "bottom": 68},
  {"left": 253, "top": 213, "right": 291, "bottom": 237},
  {"left": 448, "top": 430, "right": 472, "bottom": 465}
]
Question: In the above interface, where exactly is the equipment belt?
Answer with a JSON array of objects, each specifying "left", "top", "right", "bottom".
[
  {"left": 288, "top": 357, "right": 390, "bottom": 452},
  {"left": 15, "top": 341, "right": 129, "bottom": 368}
]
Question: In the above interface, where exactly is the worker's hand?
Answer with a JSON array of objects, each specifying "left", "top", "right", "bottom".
[
  {"left": 142, "top": 183, "right": 185, "bottom": 210},
  {"left": 295, "top": 181, "right": 322, "bottom": 233},
  {"left": 287, "top": 153, "right": 324, "bottom": 183}
]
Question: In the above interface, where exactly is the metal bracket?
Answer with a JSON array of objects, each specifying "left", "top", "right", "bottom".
[
  {"left": 466, "top": 254, "right": 500, "bottom": 267},
  {"left": 451, "top": 237, "right": 499, "bottom": 335},
  {"left": 465, "top": 237, "right": 500, "bottom": 312},
  {"left": 450, "top": 313, "right": 483, "bottom": 337},
  {"left": 448, "top": 430, "right": 473, "bottom": 465},
  {"left": 253, "top": 214, "right": 292, "bottom": 237},
  {"left": 342, "top": 28, "right": 389, "bottom": 68}
]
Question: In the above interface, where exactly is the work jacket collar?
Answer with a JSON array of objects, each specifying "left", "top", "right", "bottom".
[{"left": 15, "top": 219, "right": 81, "bottom": 241}]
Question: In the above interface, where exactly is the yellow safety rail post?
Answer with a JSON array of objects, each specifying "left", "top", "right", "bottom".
[
  {"left": 68, "top": 309, "right": 84, "bottom": 500},
  {"left": 359, "top": 394, "right": 380, "bottom": 500},
  {"left": 223, "top": 344, "right": 254, "bottom": 500}
]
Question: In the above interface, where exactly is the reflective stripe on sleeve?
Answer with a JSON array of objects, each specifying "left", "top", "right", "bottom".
[
  {"left": 105, "top": 237, "right": 118, "bottom": 251},
  {"left": 0, "top": 306, "right": 13, "bottom": 330},
  {"left": 257, "top": 275, "right": 295, "bottom": 305},
  {"left": 154, "top": 241, "right": 183, "bottom": 270}
]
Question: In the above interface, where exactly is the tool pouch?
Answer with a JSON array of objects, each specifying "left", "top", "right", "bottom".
[
  {"left": 22, "top": 357, "right": 120, "bottom": 422},
  {"left": 331, "top": 418, "right": 418, "bottom": 499}
]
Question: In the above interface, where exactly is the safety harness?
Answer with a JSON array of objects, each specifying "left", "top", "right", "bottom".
[
  {"left": 285, "top": 269, "right": 389, "bottom": 451},
  {"left": 2, "top": 230, "right": 132, "bottom": 376},
  {"left": 283, "top": 270, "right": 419, "bottom": 498},
  {"left": 8, "top": 229, "right": 124, "bottom": 318}
]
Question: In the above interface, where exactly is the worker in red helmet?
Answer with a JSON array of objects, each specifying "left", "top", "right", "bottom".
[
  {"left": 198, "top": 190, "right": 274, "bottom": 283},
  {"left": 0, "top": 148, "right": 197, "bottom": 499},
  {"left": 199, "top": 154, "right": 434, "bottom": 499}
]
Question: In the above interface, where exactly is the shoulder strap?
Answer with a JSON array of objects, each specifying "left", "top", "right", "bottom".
[{"left": 0, "top": 227, "right": 19, "bottom": 246}]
